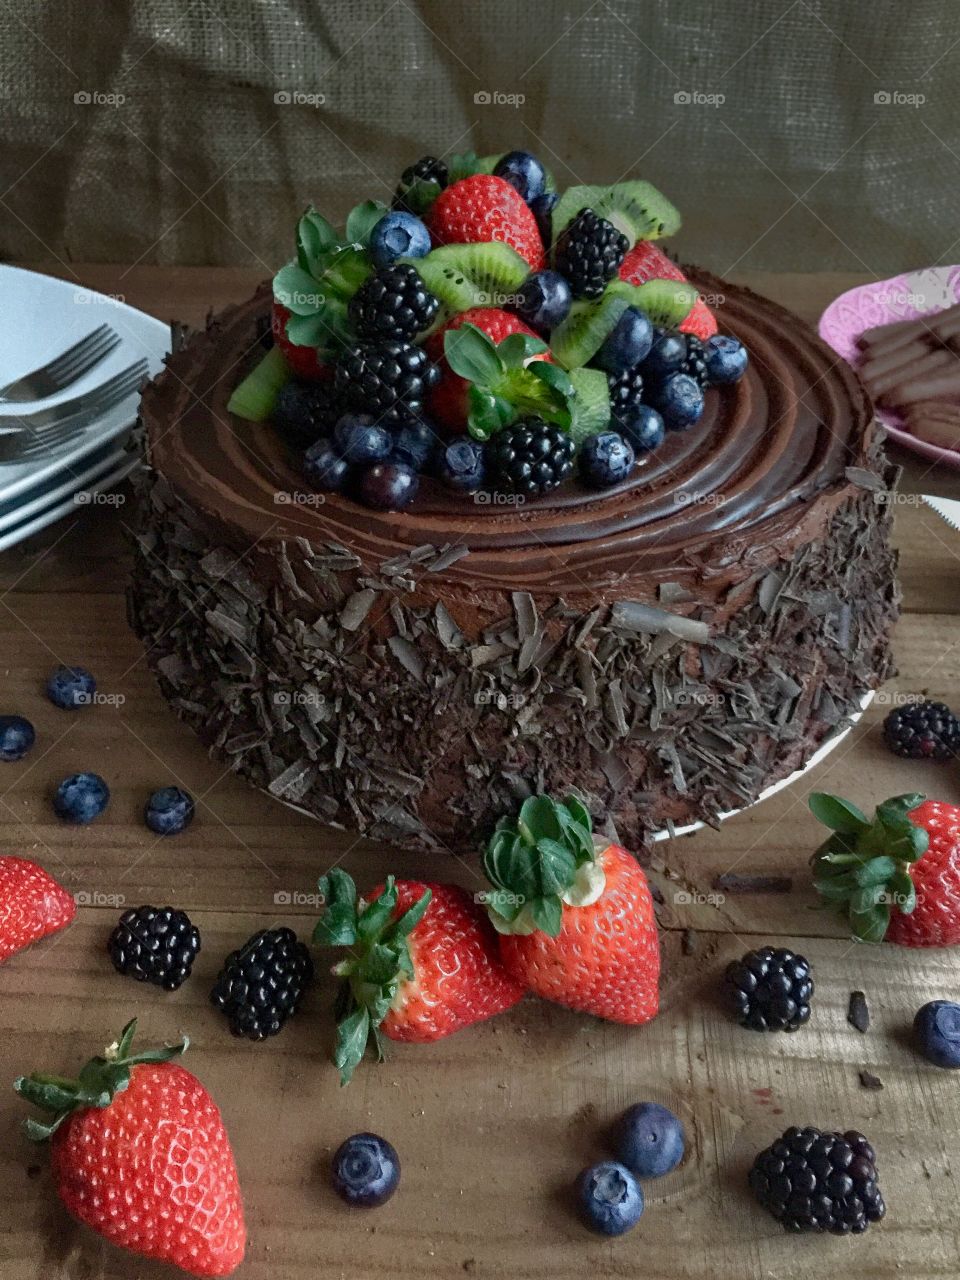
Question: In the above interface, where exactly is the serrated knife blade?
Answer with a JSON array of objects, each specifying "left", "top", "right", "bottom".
[{"left": 922, "top": 495, "right": 960, "bottom": 532}]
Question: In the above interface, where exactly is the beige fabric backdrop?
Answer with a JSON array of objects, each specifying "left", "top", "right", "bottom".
[{"left": 0, "top": 0, "right": 957, "bottom": 274}]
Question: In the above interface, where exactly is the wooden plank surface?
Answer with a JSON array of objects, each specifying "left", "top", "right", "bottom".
[{"left": 1, "top": 265, "right": 959, "bottom": 1280}]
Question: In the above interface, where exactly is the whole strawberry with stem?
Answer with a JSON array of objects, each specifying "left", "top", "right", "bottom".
[
  {"left": 482, "top": 795, "right": 661, "bottom": 1024},
  {"left": 15, "top": 1019, "right": 245, "bottom": 1276},
  {"left": 810, "top": 791, "right": 960, "bottom": 946},
  {"left": 0, "top": 856, "right": 76, "bottom": 963},
  {"left": 314, "top": 870, "right": 525, "bottom": 1084},
  {"left": 428, "top": 174, "right": 546, "bottom": 271}
]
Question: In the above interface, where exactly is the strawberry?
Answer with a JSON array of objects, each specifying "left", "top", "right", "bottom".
[
  {"left": 619, "top": 241, "right": 718, "bottom": 339},
  {"left": 314, "top": 870, "right": 525, "bottom": 1083},
  {"left": 426, "top": 307, "right": 549, "bottom": 430},
  {"left": 428, "top": 174, "right": 546, "bottom": 271},
  {"left": 482, "top": 795, "right": 661, "bottom": 1024},
  {"left": 0, "top": 856, "right": 75, "bottom": 963},
  {"left": 15, "top": 1019, "right": 245, "bottom": 1277},
  {"left": 271, "top": 300, "right": 333, "bottom": 381},
  {"left": 811, "top": 792, "right": 960, "bottom": 946}
]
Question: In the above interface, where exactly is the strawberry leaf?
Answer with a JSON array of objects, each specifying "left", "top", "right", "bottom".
[
  {"left": 527, "top": 360, "right": 575, "bottom": 399},
  {"left": 809, "top": 792, "right": 870, "bottom": 833},
  {"left": 497, "top": 332, "right": 550, "bottom": 366},
  {"left": 444, "top": 324, "right": 504, "bottom": 385},
  {"left": 530, "top": 896, "right": 563, "bottom": 938},
  {"left": 273, "top": 262, "right": 328, "bottom": 317},
  {"left": 346, "top": 199, "right": 388, "bottom": 247},
  {"left": 334, "top": 1006, "right": 371, "bottom": 1086},
  {"left": 467, "top": 387, "right": 514, "bottom": 440},
  {"left": 296, "top": 206, "right": 339, "bottom": 275}
]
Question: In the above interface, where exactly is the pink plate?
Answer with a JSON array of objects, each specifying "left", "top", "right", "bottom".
[{"left": 818, "top": 265, "right": 960, "bottom": 469}]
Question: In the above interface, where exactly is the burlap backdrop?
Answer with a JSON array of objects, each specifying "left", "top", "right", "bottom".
[{"left": 0, "top": 0, "right": 956, "bottom": 274}]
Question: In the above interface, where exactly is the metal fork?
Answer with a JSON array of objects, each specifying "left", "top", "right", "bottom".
[
  {"left": 0, "top": 359, "right": 149, "bottom": 434},
  {"left": 0, "top": 420, "right": 92, "bottom": 464},
  {"left": 0, "top": 324, "right": 121, "bottom": 402}
]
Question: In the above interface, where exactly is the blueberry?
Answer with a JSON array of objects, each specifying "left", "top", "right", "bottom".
[
  {"left": 0, "top": 715, "right": 35, "bottom": 762},
  {"left": 390, "top": 418, "right": 437, "bottom": 472},
  {"left": 703, "top": 334, "right": 749, "bottom": 385},
  {"left": 333, "top": 414, "right": 392, "bottom": 465},
  {"left": 53, "top": 772, "right": 110, "bottom": 825},
  {"left": 594, "top": 307, "right": 655, "bottom": 375},
  {"left": 145, "top": 786, "right": 195, "bottom": 836},
  {"left": 618, "top": 403, "right": 665, "bottom": 454},
  {"left": 614, "top": 1102, "right": 685, "bottom": 1178},
  {"left": 575, "top": 1161, "right": 644, "bottom": 1236},
  {"left": 332, "top": 1132, "right": 400, "bottom": 1207},
  {"left": 640, "top": 329, "right": 686, "bottom": 380},
  {"left": 493, "top": 150, "right": 546, "bottom": 202},
  {"left": 46, "top": 665, "right": 97, "bottom": 710},
  {"left": 514, "top": 270, "right": 572, "bottom": 332},
  {"left": 359, "top": 461, "right": 419, "bottom": 511},
  {"left": 529, "top": 191, "right": 559, "bottom": 248},
  {"left": 436, "top": 437, "right": 487, "bottom": 492},
  {"left": 648, "top": 373, "right": 705, "bottom": 431},
  {"left": 369, "top": 211, "right": 431, "bottom": 269},
  {"left": 303, "top": 441, "right": 350, "bottom": 492},
  {"left": 578, "top": 431, "right": 635, "bottom": 489},
  {"left": 914, "top": 1000, "right": 960, "bottom": 1068}
]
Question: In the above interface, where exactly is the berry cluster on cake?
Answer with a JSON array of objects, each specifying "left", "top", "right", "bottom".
[{"left": 130, "top": 147, "right": 899, "bottom": 854}]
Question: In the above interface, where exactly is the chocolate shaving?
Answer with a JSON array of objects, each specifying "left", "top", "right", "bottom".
[
  {"left": 712, "top": 873, "right": 793, "bottom": 894},
  {"left": 848, "top": 990, "right": 870, "bottom": 1033},
  {"left": 339, "top": 589, "right": 377, "bottom": 632},
  {"left": 609, "top": 600, "right": 710, "bottom": 643},
  {"left": 858, "top": 1070, "right": 883, "bottom": 1091}
]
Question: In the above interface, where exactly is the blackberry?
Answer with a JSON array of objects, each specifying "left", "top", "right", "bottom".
[
  {"left": 680, "top": 334, "right": 709, "bottom": 387},
  {"left": 348, "top": 263, "right": 439, "bottom": 341},
  {"left": 749, "top": 1126, "right": 885, "bottom": 1233},
  {"left": 555, "top": 207, "right": 629, "bottom": 300},
  {"left": 489, "top": 418, "right": 576, "bottom": 498},
  {"left": 334, "top": 339, "right": 439, "bottom": 427},
  {"left": 107, "top": 905, "right": 201, "bottom": 991},
  {"left": 725, "top": 946, "right": 813, "bottom": 1032},
  {"left": 607, "top": 366, "right": 645, "bottom": 424},
  {"left": 210, "top": 926, "right": 313, "bottom": 1041},
  {"left": 392, "top": 155, "right": 449, "bottom": 212},
  {"left": 273, "top": 380, "right": 340, "bottom": 450},
  {"left": 883, "top": 700, "right": 960, "bottom": 761}
]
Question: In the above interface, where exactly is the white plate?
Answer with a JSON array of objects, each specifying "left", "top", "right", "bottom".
[
  {"left": 0, "top": 453, "right": 140, "bottom": 552},
  {"left": 0, "top": 265, "right": 169, "bottom": 508},
  {"left": 0, "top": 442, "right": 133, "bottom": 533}
]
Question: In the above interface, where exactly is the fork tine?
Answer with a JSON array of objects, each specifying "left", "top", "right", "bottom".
[
  {"left": 0, "top": 358, "right": 149, "bottom": 433},
  {"left": 43, "top": 324, "right": 112, "bottom": 377},
  {"left": 49, "top": 327, "right": 121, "bottom": 382}
]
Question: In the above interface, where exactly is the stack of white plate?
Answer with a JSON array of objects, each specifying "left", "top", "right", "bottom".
[{"left": 0, "top": 266, "right": 170, "bottom": 551}]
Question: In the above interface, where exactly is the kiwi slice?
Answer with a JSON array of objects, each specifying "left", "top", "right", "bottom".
[
  {"left": 550, "top": 280, "right": 696, "bottom": 369},
  {"left": 567, "top": 367, "right": 611, "bottom": 443},
  {"left": 552, "top": 181, "right": 681, "bottom": 245},
  {"left": 408, "top": 243, "right": 530, "bottom": 322},
  {"left": 226, "top": 346, "right": 291, "bottom": 422}
]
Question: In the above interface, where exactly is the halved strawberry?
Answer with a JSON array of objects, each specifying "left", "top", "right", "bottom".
[
  {"left": 428, "top": 175, "right": 546, "bottom": 271},
  {"left": 0, "top": 856, "right": 75, "bottom": 963},
  {"left": 619, "top": 241, "right": 718, "bottom": 339},
  {"left": 270, "top": 301, "right": 333, "bottom": 381},
  {"left": 426, "top": 307, "right": 550, "bottom": 430}
]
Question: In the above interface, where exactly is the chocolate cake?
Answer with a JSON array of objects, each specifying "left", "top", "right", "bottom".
[{"left": 130, "top": 270, "right": 899, "bottom": 855}]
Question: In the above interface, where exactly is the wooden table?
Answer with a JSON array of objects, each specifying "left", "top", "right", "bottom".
[{"left": 1, "top": 266, "right": 959, "bottom": 1280}]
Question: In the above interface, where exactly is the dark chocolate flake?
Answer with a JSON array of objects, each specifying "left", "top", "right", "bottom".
[{"left": 847, "top": 990, "right": 870, "bottom": 1034}]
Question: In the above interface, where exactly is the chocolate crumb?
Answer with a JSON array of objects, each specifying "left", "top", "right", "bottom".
[
  {"left": 682, "top": 928, "right": 699, "bottom": 955},
  {"left": 848, "top": 990, "right": 870, "bottom": 1033},
  {"left": 711, "top": 873, "right": 793, "bottom": 895},
  {"left": 858, "top": 1069, "right": 883, "bottom": 1090}
]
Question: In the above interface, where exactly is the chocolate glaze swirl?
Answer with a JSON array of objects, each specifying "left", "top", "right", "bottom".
[{"left": 144, "top": 271, "right": 874, "bottom": 594}]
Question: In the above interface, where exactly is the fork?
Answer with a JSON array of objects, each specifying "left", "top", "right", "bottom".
[
  {"left": 0, "top": 419, "right": 93, "bottom": 464},
  {"left": 0, "top": 359, "right": 149, "bottom": 435},
  {"left": 0, "top": 324, "right": 121, "bottom": 402}
]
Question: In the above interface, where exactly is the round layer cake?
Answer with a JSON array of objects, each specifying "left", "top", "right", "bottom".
[{"left": 130, "top": 271, "right": 899, "bottom": 854}]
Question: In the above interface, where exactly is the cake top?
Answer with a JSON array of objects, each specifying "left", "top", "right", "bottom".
[{"left": 227, "top": 149, "right": 751, "bottom": 515}]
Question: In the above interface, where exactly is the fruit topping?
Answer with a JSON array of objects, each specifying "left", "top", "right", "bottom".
[
  {"left": 436, "top": 437, "right": 488, "bottom": 493},
  {"left": 725, "top": 946, "right": 814, "bottom": 1032},
  {"left": 347, "top": 262, "right": 439, "bottom": 341},
  {"left": 272, "top": 379, "right": 339, "bottom": 450},
  {"left": 46, "top": 664, "right": 96, "bottom": 710},
  {"left": 107, "top": 905, "right": 201, "bottom": 991},
  {"left": 749, "top": 1126, "right": 885, "bottom": 1233},
  {"left": 555, "top": 207, "right": 629, "bottom": 300},
  {"left": 488, "top": 418, "right": 576, "bottom": 497},
  {"left": 914, "top": 999, "right": 960, "bottom": 1068},
  {"left": 0, "top": 856, "right": 76, "bottom": 963},
  {"left": 211, "top": 926, "right": 314, "bottom": 1041},
  {"left": 369, "top": 210, "right": 431, "bottom": 268},
  {"left": 575, "top": 1161, "right": 644, "bottom": 1236},
  {"left": 333, "top": 339, "right": 439, "bottom": 426},
  {"left": 647, "top": 371, "right": 705, "bottom": 431},
  {"left": 529, "top": 190, "right": 559, "bottom": 248},
  {"left": 593, "top": 306, "right": 654, "bottom": 375},
  {"left": 427, "top": 174, "right": 546, "bottom": 271},
  {"left": 53, "top": 772, "right": 109, "bottom": 825},
  {"left": 492, "top": 149, "right": 547, "bottom": 202},
  {"left": 0, "top": 714, "right": 35, "bottom": 762},
  {"left": 552, "top": 180, "right": 681, "bottom": 246},
  {"left": 332, "top": 1133, "right": 401, "bottom": 1208},
  {"left": 334, "top": 414, "right": 393, "bottom": 465},
  {"left": 614, "top": 1102, "right": 685, "bottom": 1178},
  {"left": 703, "top": 333, "right": 749, "bottom": 384},
  {"left": 578, "top": 430, "right": 635, "bottom": 488},
  {"left": 618, "top": 403, "right": 666, "bottom": 455},
  {"left": 228, "top": 346, "right": 292, "bottom": 422},
  {"left": 303, "top": 440, "right": 351, "bottom": 493},
  {"left": 144, "top": 786, "right": 195, "bottom": 835},
  {"left": 392, "top": 154, "right": 449, "bottom": 215},
  {"left": 513, "top": 269, "right": 573, "bottom": 332},
  {"left": 883, "top": 700, "right": 959, "bottom": 761},
  {"left": 680, "top": 333, "right": 710, "bottom": 386},
  {"left": 359, "top": 460, "right": 420, "bottom": 511}
]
